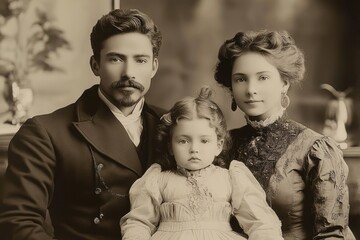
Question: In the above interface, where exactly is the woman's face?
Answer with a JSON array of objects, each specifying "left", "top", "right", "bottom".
[{"left": 231, "top": 52, "right": 289, "bottom": 121}]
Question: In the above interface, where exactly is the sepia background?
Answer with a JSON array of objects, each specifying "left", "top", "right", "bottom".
[{"left": 0, "top": 0, "right": 359, "bottom": 237}]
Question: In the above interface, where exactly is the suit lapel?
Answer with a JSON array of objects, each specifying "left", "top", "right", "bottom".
[
  {"left": 72, "top": 86, "right": 142, "bottom": 176},
  {"left": 142, "top": 105, "right": 159, "bottom": 168}
]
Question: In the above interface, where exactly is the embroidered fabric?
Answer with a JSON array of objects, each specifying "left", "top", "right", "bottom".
[
  {"left": 230, "top": 117, "right": 303, "bottom": 191},
  {"left": 229, "top": 118, "right": 354, "bottom": 239},
  {"left": 176, "top": 165, "right": 215, "bottom": 216}
]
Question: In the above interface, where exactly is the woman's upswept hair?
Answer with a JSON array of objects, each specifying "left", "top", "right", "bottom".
[
  {"left": 156, "top": 86, "right": 230, "bottom": 171},
  {"left": 90, "top": 8, "right": 162, "bottom": 61},
  {"left": 214, "top": 30, "right": 305, "bottom": 90}
]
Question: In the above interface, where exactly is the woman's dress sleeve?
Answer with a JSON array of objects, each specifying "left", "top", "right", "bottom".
[
  {"left": 120, "top": 163, "right": 163, "bottom": 240},
  {"left": 306, "top": 137, "right": 354, "bottom": 239},
  {"left": 229, "top": 160, "right": 284, "bottom": 240}
]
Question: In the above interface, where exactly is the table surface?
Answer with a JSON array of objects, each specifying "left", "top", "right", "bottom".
[{"left": 343, "top": 146, "right": 360, "bottom": 158}]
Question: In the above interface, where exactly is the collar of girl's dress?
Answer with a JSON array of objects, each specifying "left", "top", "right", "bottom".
[
  {"left": 245, "top": 107, "right": 286, "bottom": 129},
  {"left": 176, "top": 164, "right": 215, "bottom": 178}
]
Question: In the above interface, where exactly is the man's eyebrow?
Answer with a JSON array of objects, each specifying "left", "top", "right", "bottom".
[
  {"left": 104, "top": 52, "right": 151, "bottom": 58},
  {"left": 134, "top": 54, "right": 151, "bottom": 58}
]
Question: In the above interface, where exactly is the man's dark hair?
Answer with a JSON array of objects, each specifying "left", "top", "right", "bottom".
[{"left": 90, "top": 9, "right": 162, "bottom": 61}]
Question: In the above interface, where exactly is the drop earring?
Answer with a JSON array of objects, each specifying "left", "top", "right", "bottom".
[
  {"left": 281, "top": 92, "right": 290, "bottom": 109},
  {"left": 231, "top": 98, "right": 237, "bottom": 111}
]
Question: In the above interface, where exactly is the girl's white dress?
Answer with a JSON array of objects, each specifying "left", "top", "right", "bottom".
[{"left": 120, "top": 161, "right": 283, "bottom": 240}]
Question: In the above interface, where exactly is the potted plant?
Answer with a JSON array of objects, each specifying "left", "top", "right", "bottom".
[{"left": 0, "top": 0, "right": 71, "bottom": 124}]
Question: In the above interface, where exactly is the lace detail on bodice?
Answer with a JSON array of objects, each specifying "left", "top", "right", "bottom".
[
  {"left": 176, "top": 165, "right": 215, "bottom": 217},
  {"left": 230, "top": 117, "right": 305, "bottom": 192}
]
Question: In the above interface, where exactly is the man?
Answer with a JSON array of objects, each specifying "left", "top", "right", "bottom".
[{"left": 0, "top": 9, "right": 162, "bottom": 239}]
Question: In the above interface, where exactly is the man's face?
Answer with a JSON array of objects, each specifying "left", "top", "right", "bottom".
[{"left": 91, "top": 32, "right": 158, "bottom": 113}]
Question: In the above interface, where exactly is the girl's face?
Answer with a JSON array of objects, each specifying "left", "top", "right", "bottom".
[
  {"left": 231, "top": 52, "right": 289, "bottom": 121},
  {"left": 170, "top": 118, "right": 224, "bottom": 171}
]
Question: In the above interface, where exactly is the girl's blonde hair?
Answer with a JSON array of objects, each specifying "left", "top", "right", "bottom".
[{"left": 156, "top": 86, "right": 230, "bottom": 171}]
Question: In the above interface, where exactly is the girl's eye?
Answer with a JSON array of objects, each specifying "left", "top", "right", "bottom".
[
  {"left": 259, "top": 75, "right": 269, "bottom": 81},
  {"left": 201, "top": 139, "right": 210, "bottom": 144}
]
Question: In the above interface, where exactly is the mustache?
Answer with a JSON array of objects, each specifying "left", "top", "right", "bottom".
[{"left": 113, "top": 79, "right": 144, "bottom": 91}]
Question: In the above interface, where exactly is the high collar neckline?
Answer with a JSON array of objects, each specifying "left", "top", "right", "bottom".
[
  {"left": 245, "top": 108, "right": 286, "bottom": 129},
  {"left": 176, "top": 164, "right": 215, "bottom": 178}
]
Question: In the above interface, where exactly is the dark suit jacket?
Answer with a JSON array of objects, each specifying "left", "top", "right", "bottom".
[{"left": 0, "top": 85, "right": 162, "bottom": 240}]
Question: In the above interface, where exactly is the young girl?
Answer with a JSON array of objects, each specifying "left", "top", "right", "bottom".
[{"left": 120, "top": 87, "right": 283, "bottom": 240}]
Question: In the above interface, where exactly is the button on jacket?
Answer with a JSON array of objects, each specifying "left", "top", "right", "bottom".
[{"left": 0, "top": 84, "right": 162, "bottom": 240}]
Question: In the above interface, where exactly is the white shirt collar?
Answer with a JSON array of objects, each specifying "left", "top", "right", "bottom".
[
  {"left": 98, "top": 87, "right": 144, "bottom": 122},
  {"left": 98, "top": 87, "right": 144, "bottom": 146}
]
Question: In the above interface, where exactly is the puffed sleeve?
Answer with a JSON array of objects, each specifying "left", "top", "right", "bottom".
[
  {"left": 120, "top": 163, "right": 163, "bottom": 240},
  {"left": 306, "top": 137, "right": 354, "bottom": 239},
  {"left": 230, "top": 161, "right": 284, "bottom": 240}
]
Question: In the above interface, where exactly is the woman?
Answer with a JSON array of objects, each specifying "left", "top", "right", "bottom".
[{"left": 214, "top": 30, "right": 355, "bottom": 239}]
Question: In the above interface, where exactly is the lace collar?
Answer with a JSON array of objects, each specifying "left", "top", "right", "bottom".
[
  {"left": 176, "top": 164, "right": 215, "bottom": 178},
  {"left": 245, "top": 108, "right": 285, "bottom": 129}
]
